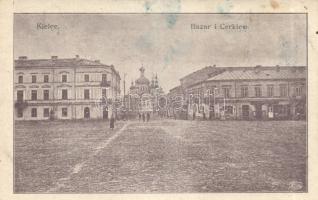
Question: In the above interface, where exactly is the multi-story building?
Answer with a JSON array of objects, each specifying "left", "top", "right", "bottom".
[
  {"left": 14, "top": 55, "right": 121, "bottom": 120},
  {"left": 177, "top": 65, "right": 306, "bottom": 120}
]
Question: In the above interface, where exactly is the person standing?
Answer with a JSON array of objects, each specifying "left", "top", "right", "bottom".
[
  {"left": 110, "top": 115, "right": 115, "bottom": 130},
  {"left": 142, "top": 113, "right": 145, "bottom": 122},
  {"left": 147, "top": 112, "right": 150, "bottom": 122},
  {"left": 138, "top": 112, "right": 141, "bottom": 121}
]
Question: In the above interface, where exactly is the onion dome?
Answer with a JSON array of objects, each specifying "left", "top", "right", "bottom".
[{"left": 135, "top": 66, "right": 150, "bottom": 85}]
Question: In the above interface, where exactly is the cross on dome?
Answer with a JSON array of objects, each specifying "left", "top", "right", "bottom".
[{"left": 139, "top": 66, "right": 145, "bottom": 76}]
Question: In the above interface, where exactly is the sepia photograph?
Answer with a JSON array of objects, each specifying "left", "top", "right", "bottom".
[{"left": 13, "top": 13, "right": 307, "bottom": 193}]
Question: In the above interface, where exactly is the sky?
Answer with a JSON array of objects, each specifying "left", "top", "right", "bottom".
[{"left": 14, "top": 14, "right": 306, "bottom": 93}]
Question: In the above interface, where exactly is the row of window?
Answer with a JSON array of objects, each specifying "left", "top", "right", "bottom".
[
  {"left": 200, "top": 84, "right": 303, "bottom": 98},
  {"left": 17, "top": 107, "right": 91, "bottom": 118},
  {"left": 17, "top": 74, "right": 108, "bottom": 83},
  {"left": 17, "top": 89, "right": 108, "bottom": 101},
  {"left": 17, "top": 107, "right": 67, "bottom": 118},
  {"left": 239, "top": 85, "right": 289, "bottom": 98}
]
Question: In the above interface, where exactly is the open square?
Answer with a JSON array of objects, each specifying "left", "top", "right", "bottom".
[
  {"left": 13, "top": 13, "right": 307, "bottom": 193},
  {"left": 14, "top": 119, "right": 306, "bottom": 193}
]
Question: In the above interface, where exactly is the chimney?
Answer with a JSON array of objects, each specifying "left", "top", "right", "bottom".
[
  {"left": 75, "top": 55, "right": 80, "bottom": 59},
  {"left": 18, "top": 56, "right": 28, "bottom": 60},
  {"left": 51, "top": 56, "right": 58, "bottom": 60}
]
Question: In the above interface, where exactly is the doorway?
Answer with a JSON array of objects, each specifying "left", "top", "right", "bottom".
[
  {"left": 209, "top": 106, "right": 214, "bottom": 120},
  {"left": 84, "top": 107, "right": 90, "bottom": 119},
  {"left": 242, "top": 105, "right": 249, "bottom": 120},
  {"left": 254, "top": 104, "right": 262, "bottom": 120}
]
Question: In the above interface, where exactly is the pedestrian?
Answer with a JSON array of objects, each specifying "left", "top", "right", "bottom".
[
  {"left": 142, "top": 113, "right": 145, "bottom": 122},
  {"left": 110, "top": 115, "right": 115, "bottom": 130},
  {"left": 138, "top": 112, "right": 141, "bottom": 121},
  {"left": 147, "top": 112, "right": 150, "bottom": 122}
]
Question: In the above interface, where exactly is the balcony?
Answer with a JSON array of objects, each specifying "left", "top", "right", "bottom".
[{"left": 100, "top": 81, "right": 111, "bottom": 87}]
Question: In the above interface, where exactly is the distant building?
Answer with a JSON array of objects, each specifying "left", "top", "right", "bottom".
[
  {"left": 176, "top": 66, "right": 306, "bottom": 120},
  {"left": 166, "top": 85, "right": 188, "bottom": 119},
  {"left": 14, "top": 55, "right": 121, "bottom": 120},
  {"left": 127, "top": 66, "right": 164, "bottom": 114}
]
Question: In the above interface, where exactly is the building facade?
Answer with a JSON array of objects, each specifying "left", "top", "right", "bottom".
[
  {"left": 175, "top": 66, "right": 306, "bottom": 120},
  {"left": 14, "top": 55, "right": 121, "bottom": 120}
]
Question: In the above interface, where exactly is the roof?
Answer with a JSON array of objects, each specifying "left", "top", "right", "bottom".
[
  {"left": 169, "top": 85, "right": 182, "bottom": 93},
  {"left": 14, "top": 57, "right": 121, "bottom": 79},
  {"left": 135, "top": 76, "right": 150, "bottom": 85},
  {"left": 15, "top": 58, "right": 105, "bottom": 67},
  {"left": 206, "top": 66, "right": 306, "bottom": 81},
  {"left": 179, "top": 66, "right": 224, "bottom": 88}
]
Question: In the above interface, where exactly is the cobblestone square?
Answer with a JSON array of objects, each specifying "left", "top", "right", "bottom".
[{"left": 14, "top": 119, "right": 306, "bottom": 193}]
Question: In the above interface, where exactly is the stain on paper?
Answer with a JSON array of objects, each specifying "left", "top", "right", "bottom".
[{"left": 270, "top": 0, "right": 280, "bottom": 9}]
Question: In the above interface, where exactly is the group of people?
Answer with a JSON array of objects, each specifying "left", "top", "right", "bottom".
[
  {"left": 109, "top": 112, "right": 152, "bottom": 130},
  {"left": 138, "top": 112, "right": 151, "bottom": 122}
]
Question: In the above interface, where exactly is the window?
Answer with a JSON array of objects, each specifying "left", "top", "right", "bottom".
[
  {"left": 255, "top": 86, "right": 262, "bottom": 97},
  {"left": 267, "top": 85, "right": 274, "bottom": 97},
  {"left": 31, "top": 108, "right": 37, "bottom": 117},
  {"left": 84, "top": 107, "right": 90, "bottom": 118},
  {"left": 224, "top": 106, "right": 233, "bottom": 115},
  {"left": 17, "top": 108, "right": 23, "bottom": 118},
  {"left": 222, "top": 87, "right": 230, "bottom": 98},
  {"left": 43, "top": 90, "right": 49, "bottom": 100},
  {"left": 17, "top": 90, "right": 24, "bottom": 101},
  {"left": 44, "top": 75, "right": 49, "bottom": 83},
  {"left": 62, "top": 108, "right": 68, "bottom": 117},
  {"left": 241, "top": 86, "right": 248, "bottom": 97},
  {"left": 102, "top": 89, "right": 107, "bottom": 98},
  {"left": 62, "top": 74, "right": 67, "bottom": 82},
  {"left": 208, "top": 88, "right": 213, "bottom": 96},
  {"left": 43, "top": 108, "right": 50, "bottom": 117},
  {"left": 18, "top": 75, "right": 23, "bottom": 83},
  {"left": 84, "top": 89, "right": 90, "bottom": 99},
  {"left": 84, "top": 74, "right": 89, "bottom": 82},
  {"left": 32, "top": 75, "right": 36, "bottom": 83},
  {"left": 295, "top": 87, "right": 302, "bottom": 96},
  {"left": 31, "top": 90, "right": 37, "bottom": 100},
  {"left": 102, "top": 74, "right": 107, "bottom": 82},
  {"left": 62, "top": 89, "right": 68, "bottom": 100},
  {"left": 280, "top": 84, "right": 287, "bottom": 97}
]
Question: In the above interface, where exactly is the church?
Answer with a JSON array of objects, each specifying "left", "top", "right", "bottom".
[{"left": 128, "top": 66, "right": 164, "bottom": 114}]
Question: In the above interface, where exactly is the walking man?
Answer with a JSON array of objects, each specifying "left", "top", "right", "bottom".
[
  {"left": 146, "top": 112, "right": 150, "bottom": 122},
  {"left": 142, "top": 113, "right": 145, "bottom": 122},
  {"left": 110, "top": 115, "right": 115, "bottom": 130}
]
